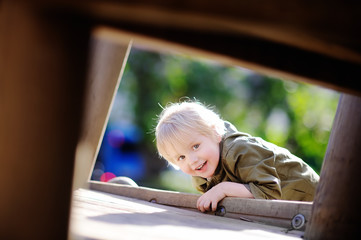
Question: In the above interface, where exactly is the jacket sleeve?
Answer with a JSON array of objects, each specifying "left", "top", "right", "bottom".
[{"left": 224, "top": 137, "right": 282, "bottom": 200}]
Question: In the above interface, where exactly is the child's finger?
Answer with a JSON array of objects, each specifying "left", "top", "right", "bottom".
[
  {"left": 197, "top": 197, "right": 211, "bottom": 212},
  {"left": 196, "top": 197, "right": 204, "bottom": 212},
  {"left": 200, "top": 200, "right": 208, "bottom": 212},
  {"left": 196, "top": 196, "right": 203, "bottom": 210},
  {"left": 211, "top": 200, "right": 218, "bottom": 212},
  {"left": 202, "top": 199, "right": 211, "bottom": 212}
]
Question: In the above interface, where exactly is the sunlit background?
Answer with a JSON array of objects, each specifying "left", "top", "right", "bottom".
[{"left": 91, "top": 45, "right": 340, "bottom": 193}]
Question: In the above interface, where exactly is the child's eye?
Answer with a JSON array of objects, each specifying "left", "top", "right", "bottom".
[
  {"left": 192, "top": 144, "right": 200, "bottom": 150},
  {"left": 178, "top": 155, "right": 185, "bottom": 161}
]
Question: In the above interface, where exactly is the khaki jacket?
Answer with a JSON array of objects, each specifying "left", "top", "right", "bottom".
[{"left": 192, "top": 122, "right": 319, "bottom": 201}]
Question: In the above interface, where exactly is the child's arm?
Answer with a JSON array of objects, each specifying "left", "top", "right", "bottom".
[{"left": 196, "top": 182, "right": 254, "bottom": 212}]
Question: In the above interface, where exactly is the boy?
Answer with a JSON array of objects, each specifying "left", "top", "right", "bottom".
[{"left": 155, "top": 100, "right": 319, "bottom": 213}]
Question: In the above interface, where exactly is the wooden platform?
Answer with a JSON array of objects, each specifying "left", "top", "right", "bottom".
[{"left": 70, "top": 189, "right": 304, "bottom": 240}]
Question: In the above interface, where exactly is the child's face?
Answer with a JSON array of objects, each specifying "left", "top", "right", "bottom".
[{"left": 167, "top": 132, "right": 221, "bottom": 179}]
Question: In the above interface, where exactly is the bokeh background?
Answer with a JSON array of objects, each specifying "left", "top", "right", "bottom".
[{"left": 91, "top": 45, "right": 340, "bottom": 193}]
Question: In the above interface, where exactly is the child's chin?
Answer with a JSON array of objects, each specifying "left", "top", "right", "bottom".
[{"left": 201, "top": 172, "right": 214, "bottom": 179}]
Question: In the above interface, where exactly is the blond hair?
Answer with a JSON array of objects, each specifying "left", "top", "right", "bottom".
[{"left": 155, "top": 100, "right": 225, "bottom": 163}]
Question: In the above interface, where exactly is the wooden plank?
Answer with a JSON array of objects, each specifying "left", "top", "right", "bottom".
[
  {"left": 89, "top": 181, "right": 312, "bottom": 230},
  {"left": 0, "top": 1, "right": 91, "bottom": 239},
  {"left": 41, "top": 0, "right": 361, "bottom": 95},
  {"left": 70, "top": 188, "right": 304, "bottom": 239},
  {"left": 72, "top": 29, "right": 132, "bottom": 190},
  {"left": 45, "top": 0, "right": 361, "bottom": 62},
  {"left": 91, "top": 26, "right": 361, "bottom": 99},
  {"left": 305, "top": 94, "right": 361, "bottom": 239}
]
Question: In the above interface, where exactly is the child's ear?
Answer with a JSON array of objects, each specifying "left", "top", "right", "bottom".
[
  {"left": 211, "top": 124, "right": 222, "bottom": 143},
  {"left": 216, "top": 133, "right": 222, "bottom": 143}
]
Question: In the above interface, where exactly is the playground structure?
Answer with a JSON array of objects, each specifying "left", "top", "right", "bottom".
[{"left": 1, "top": 1, "right": 361, "bottom": 239}]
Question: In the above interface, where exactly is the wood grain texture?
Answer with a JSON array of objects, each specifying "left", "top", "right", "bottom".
[
  {"left": 89, "top": 181, "right": 312, "bottom": 230},
  {"left": 305, "top": 94, "right": 361, "bottom": 239},
  {"left": 70, "top": 188, "right": 304, "bottom": 239},
  {"left": 73, "top": 31, "right": 132, "bottom": 190}
]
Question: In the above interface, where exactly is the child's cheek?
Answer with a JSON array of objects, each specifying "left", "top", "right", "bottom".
[{"left": 181, "top": 166, "right": 194, "bottom": 175}]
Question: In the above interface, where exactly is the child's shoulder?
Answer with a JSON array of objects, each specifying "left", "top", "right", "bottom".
[
  {"left": 222, "top": 122, "right": 278, "bottom": 158},
  {"left": 223, "top": 121, "right": 250, "bottom": 138},
  {"left": 222, "top": 128, "right": 259, "bottom": 157},
  {"left": 223, "top": 121, "right": 257, "bottom": 146},
  {"left": 222, "top": 133, "right": 265, "bottom": 155},
  {"left": 223, "top": 121, "right": 280, "bottom": 150}
]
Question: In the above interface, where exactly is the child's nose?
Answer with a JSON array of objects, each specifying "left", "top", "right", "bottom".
[{"left": 188, "top": 154, "right": 198, "bottom": 164}]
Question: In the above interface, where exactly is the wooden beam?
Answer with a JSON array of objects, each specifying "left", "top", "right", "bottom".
[
  {"left": 44, "top": 0, "right": 361, "bottom": 60},
  {"left": 40, "top": 0, "right": 361, "bottom": 95},
  {"left": 93, "top": 27, "right": 361, "bottom": 96},
  {"left": 0, "top": 1, "right": 91, "bottom": 239},
  {"left": 90, "top": 181, "right": 312, "bottom": 230},
  {"left": 305, "top": 94, "right": 361, "bottom": 239},
  {"left": 72, "top": 30, "right": 132, "bottom": 190}
]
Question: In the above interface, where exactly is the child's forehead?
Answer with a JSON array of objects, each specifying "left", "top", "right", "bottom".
[
  {"left": 169, "top": 130, "right": 196, "bottom": 146},
  {"left": 169, "top": 128, "right": 200, "bottom": 144},
  {"left": 164, "top": 132, "right": 197, "bottom": 157}
]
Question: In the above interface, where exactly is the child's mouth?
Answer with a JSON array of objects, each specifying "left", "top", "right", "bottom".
[{"left": 196, "top": 161, "right": 207, "bottom": 171}]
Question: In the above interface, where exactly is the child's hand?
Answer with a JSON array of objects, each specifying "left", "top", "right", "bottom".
[
  {"left": 196, "top": 184, "right": 226, "bottom": 212},
  {"left": 196, "top": 182, "right": 254, "bottom": 212}
]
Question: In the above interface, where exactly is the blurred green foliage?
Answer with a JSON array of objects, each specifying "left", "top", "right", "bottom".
[{"left": 109, "top": 46, "right": 339, "bottom": 192}]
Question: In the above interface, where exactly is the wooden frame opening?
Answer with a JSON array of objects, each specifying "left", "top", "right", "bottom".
[{"left": 71, "top": 26, "right": 337, "bottom": 234}]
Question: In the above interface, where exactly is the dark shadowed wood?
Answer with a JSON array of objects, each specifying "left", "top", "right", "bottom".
[
  {"left": 41, "top": 0, "right": 361, "bottom": 95},
  {"left": 0, "top": 1, "right": 90, "bottom": 239},
  {"left": 305, "top": 94, "right": 361, "bottom": 239}
]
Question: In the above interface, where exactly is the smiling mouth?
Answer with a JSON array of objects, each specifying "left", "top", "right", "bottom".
[{"left": 196, "top": 161, "right": 207, "bottom": 170}]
